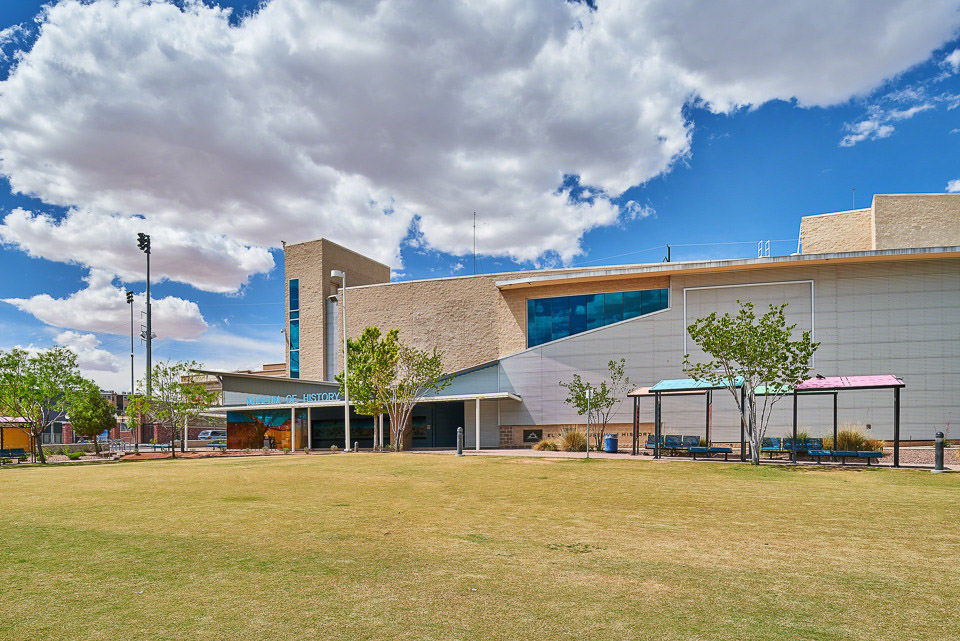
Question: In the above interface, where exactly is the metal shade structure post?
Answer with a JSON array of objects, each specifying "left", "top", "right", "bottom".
[
  {"left": 832, "top": 392, "right": 838, "bottom": 462},
  {"left": 631, "top": 395, "right": 639, "bottom": 456},
  {"left": 894, "top": 387, "right": 901, "bottom": 468},
  {"left": 792, "top": 390, "right": 798, "bottom": 463},
  {"left": 705, "top": 389, "right": 712, "bottom": 446},
  {"left": 653, "top": 392, "right": 661, "bottom": 460}
]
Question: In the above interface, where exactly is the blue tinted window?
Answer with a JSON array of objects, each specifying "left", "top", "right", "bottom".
[
  {"left": 290, "top": 350, "right": 300, "bottom": 379},
  {"left": 623, "top": 290, "right": 643, "bottom": 319},
  {"left": 290, "top": 311, "right": 299, "bottom": 320},
  {"left": 586, "top": 294, "right": 604, "bottom": 330},
  {"left": 525, "top": 287, "right": 668, "bottom": 347},
  {"left": 289, "top": 319, "right": 300, "bottom": 350},
  {"left": 551, "top": 296, "right": 570, "bottom": 340},
  {"left": 569, "top": 295, "right": 587, "bottom": 334},
  {"left": 604, "top": 292, "right": 623, "bottom": 324},
  {"left": 527, "top": 299, "right": 535, "bottom": 344},
  {"left": 640, "top": 289, "right": 655, "bottom": 315},
  {"left": 289, "top": 279, "right": 300, "bottom": 311},
  {"left": 660, "top": 288, "right": 668, "bottom": 310},
  {"left": 533, "top": 299, "right": 552, "bottom": 346}
]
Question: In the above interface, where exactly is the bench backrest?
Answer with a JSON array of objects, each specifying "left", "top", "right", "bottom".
[
  {"left": 805, "top": 438, "right": 823, "bottom": 451},
  {"left": 645, "top": 434, "right": 659, "bottom": 446},
  {"left": 782, "top": 438, "right": 797, "bottom": 451},
  {"left": 681, "top": 436, "right": 699, "bottom": 447},
  {"left": 761, "top": 437, "right": 780, "bottom": 449},
  {"left": 664, "top": 435, "right": 683, "bottom": 448}
]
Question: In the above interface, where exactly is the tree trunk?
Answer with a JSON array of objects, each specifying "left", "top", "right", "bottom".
[
  {"left": 34, "top": 430, "right": 46, "bottom": 464},
  {"left": 170, "top": 424, "right": 176, "bottom": 459},
  {"left": 93, "top": 434, "right": 101, "bottom": 455}
]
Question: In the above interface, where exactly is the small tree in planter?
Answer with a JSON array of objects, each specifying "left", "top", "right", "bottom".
[
  {"left": 560, "top": 359, "right": 632, "bottom": 450},
  {"left": 683, "top": 301, "right": 818, "bottom": 465}
]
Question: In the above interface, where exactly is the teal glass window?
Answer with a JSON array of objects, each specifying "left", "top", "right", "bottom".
[
  {"left": 289, "top": 279, "right": 300, "bottom": 311},
  {"left": 289, "top": 319, "right": 300, "bottom": 350},
  {"left": 526, "top": 288, "right": 668, "bottom": 348},
  {"left": 290, "top": 349, "right": 300, "bottom": 378}
]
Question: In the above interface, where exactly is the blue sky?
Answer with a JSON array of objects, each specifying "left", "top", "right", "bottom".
[{"left": 0, "top": 0, "right": 958, "bottom": 390}]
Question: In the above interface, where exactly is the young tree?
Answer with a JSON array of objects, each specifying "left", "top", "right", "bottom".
[
  {"left": 336, "top": 327, "right": 400, "bottom": 450},
  {"left": 377, "top": 344, "right": 450, "bottom": 451},
  {"left": 131, "top": 360, "right": 217, "bottom": 458},
  {"left": 683, "top": 301, "right": 819, "bottom": 465},
  {"left": 560, "top": 358, "right": 632, "bottom": 449},
  {"left": 0, "top": 347, "right": 83, "bottom": 463},
  {"left": 69, "top": 381, "right": 117, "bottom": 455}
]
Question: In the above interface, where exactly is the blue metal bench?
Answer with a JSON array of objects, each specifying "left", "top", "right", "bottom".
[
  {"left": 644, "top": 434, "right": 661, "bottom": 450},
  {"left": 681, "top": 436, "right": 700, "bottom": 450},
  {"left": 760, "top": 437, "right": 783, "bottom": 458},
  {"left": 689, "top": 446, "right": 732, "bottom": 461},
  {"left": 663, "top": 435, "right": 683, "bottom": 454},
  {"left": 0, "top": 448, "right": 27, "bottom": 463}
]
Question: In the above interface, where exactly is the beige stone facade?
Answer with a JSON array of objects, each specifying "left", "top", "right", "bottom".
[
  {"left": 284, "top": 238, "right": 390, "bottom": 381},
  {"left": 801, "top": 193, "right": 960, "bottom": 255},
  {"left": 342, "top": 272, "right": 669, "bottom": 374}
]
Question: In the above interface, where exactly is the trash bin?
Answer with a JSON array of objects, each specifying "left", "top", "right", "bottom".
[{"left": 603, "top": 433, "right": 618, "bottom": 453}]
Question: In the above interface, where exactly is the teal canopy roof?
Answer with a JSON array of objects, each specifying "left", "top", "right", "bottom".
[{"left": 647, "top": 377, "right": 743, "bottom": 393}]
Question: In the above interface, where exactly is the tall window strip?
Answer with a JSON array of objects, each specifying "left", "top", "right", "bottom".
[
  {"left": 526, "top": 288, "right": 668, "bottom": 348},
  {"left": 289, "top": 279, "right": 300, "bottom": 378}
]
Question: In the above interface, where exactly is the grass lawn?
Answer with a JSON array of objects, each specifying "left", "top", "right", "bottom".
[{"left": 0, "top": 454, "right": 957, "bottom": 640}]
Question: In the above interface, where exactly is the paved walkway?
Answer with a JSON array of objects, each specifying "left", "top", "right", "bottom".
[{"left": 412, "top": 447, "right": 960, "bottom": 471}]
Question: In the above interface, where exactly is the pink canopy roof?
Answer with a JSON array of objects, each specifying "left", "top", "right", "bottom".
[{"left": 795, "top": 375, "right": 904, "bottom": 391}]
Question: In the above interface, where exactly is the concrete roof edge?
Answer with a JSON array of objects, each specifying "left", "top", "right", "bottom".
[{"left": 493, "top": 246, "right": 960, "bottom": 288}]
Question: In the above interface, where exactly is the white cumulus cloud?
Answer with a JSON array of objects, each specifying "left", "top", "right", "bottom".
[
  {"left": 3, "top": 270, "right": 209, "bottom": 340},
  {"left": 947, "top": 179, "right": 960, "bottom": 192},
  {"left": 0, "top": 0, "right": 956, "bottom": 279},
  {"left": 53, "top": 330, "right": 121, "bottom": 372}
]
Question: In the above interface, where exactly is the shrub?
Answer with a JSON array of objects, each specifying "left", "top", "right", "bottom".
[
  {"left": 560, "top": 431, "right": 587, "bottom": 452},
  {"left": 330, "top": 444, "right": 339, "bottom": 451},
  {"left": 67, "top": 452, "right": 83, "bottom": 461},
  {"left": 863, "top": 437, "right": 886, "bottom": 452},
  {"left": 836, "top": 429, "right": 867, "bottom": 451},
  {"left": 533, "top": 439, "right": 559, "bottom": 451}
]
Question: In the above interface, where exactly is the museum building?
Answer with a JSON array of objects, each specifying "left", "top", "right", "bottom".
[{"left": 206, "top": 194, "right": 960, "bottom": 451}]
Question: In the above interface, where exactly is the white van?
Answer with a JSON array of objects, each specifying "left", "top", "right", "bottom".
[{"left": 197, "top": 429, "right": 227, "bottom": 440}]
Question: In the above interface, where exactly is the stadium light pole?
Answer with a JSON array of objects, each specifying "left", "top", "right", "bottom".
[
  {"left": 137, "top": 233, "right": 152, "bottom": 399},
  {"left": 126, "top": 290, "right": 135, "bottom": 445},
  {"left": 331, "top": 269, "right": 350, "bottom": 451}
]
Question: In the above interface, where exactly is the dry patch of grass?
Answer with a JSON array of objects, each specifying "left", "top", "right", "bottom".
[{"left": 0, "top": 454, "right": 957, "bottom": 640}]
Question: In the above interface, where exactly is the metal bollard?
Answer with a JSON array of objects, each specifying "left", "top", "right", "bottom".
[
  {"left": 456, "top": 427, "right": 464, "bottom": 456},
  {"left": 932, "top": 431, "right": 947, "bottom": 473},
  {"left": 354, "top": 441, "right": 359, "bottom": 453}
]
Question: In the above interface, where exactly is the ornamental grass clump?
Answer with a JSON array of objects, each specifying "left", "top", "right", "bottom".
[
  {"left": 533, "top": 439, "right": 559, "bottom": 451},
  {"left": 560, "top": 431, "right": 587, "bottom": 452},
  {"left": 823, "top": 423, "right": 884, "bottom": 452}
]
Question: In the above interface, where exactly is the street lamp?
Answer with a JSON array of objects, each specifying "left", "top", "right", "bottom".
[{"left": 330, "top": 269, "right": 350, "bottom": 451}]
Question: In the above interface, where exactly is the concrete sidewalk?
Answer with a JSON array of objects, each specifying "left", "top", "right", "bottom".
[{"left": 411, "top": 447, "right": 959, "bottom": 471}]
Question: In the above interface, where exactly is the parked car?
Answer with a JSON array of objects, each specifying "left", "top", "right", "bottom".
[{"left": 197, "top": 429, "right": 227, "bottom": 440}]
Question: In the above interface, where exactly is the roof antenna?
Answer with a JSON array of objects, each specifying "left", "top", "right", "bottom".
[{"left": 662, "top": 244, "right": 671, "bottom": 263}]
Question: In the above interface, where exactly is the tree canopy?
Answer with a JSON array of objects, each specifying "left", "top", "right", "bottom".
[
  {"left": 683, "top": 301, "right": 819, "bottom": 465},
  {"left": 69, "top": 381, "right": 117, "bottom": 454},
  {"left": 0, "top": 347, "right": 85, "bottom": 462}
]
